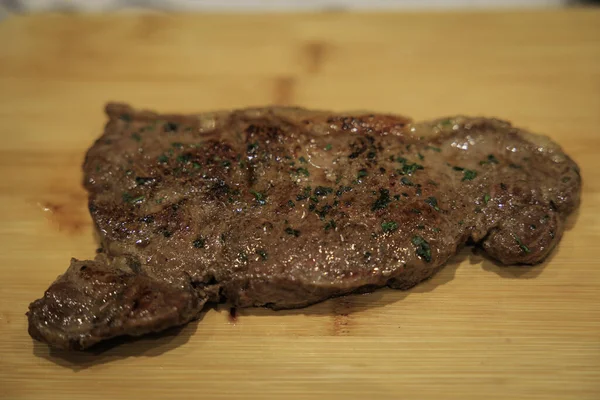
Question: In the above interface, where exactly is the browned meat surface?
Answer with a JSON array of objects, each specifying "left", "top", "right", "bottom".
[{"left": 28, "top": 103, "right": 581, "bottom": 350}]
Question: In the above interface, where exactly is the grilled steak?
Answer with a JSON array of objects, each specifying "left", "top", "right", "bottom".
[{"left": 28, "top": 103, "right": 581, "bottom": 350}]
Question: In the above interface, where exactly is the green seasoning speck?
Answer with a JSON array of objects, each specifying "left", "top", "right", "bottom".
[
  {"left": 285, "top": 227, "right": 300, "bottom": 237},
  {"left": 131, "top": 133, "right": 142, "bottom": 142},
  {"left": 483, "top": 193, "right": 491, "bottom": 204},
  {"left": 424, "top": 196, "right": 440, "bottom": 211},
  {"left": 418, "top": 153, "right": 424, "bottom": 160},
  {"left": 120, "top": 114, "right": 132, "bottom": 122},
  {"left": 158, "top": 154, "right": 169, "bottom": 163},
  {"left": 412, "top": 235, "right": 432, "bottom": 262},
  {"left": 357, "top": 169, "right": 368, "bottom": 179},
  {"left": 135, "top": 177, "right": 153, "bottom": 185},
  {"left": 512, "top": 234, "right": 531, "bottom": 254},
  {"left": 400, "top": 177, "right": 414, "bottom": 186},
  {"left": 398, "top": 161, "right": 424, "bottom": 176},
  {"left": 439, "top": 119, "right": 452, "bottom": 127},
  {"left": 371, "top": 189, "right": 391, "bottom": 211},
  {"left": 299, "top": 156, "right": 308, "bottom": 164},
  {"left": 381, "top": 221, "right": 398, "bottom": 233},
  {"left": 171, "top": 142, "right": 184, "bottom": 149},
  {"left": 324, "top": 220, "right": 336, "bottom": 231},
  {"left": 324, "top": 144, "right": 332, "bottom": 151},
  {"left": 193, "top": 238, "right": 205, "bottom": 248},
  {"left": 287, "top": 200, "right": 295, "bottom": 207},
  {"left": 122, "top": 192, "right": 145, "bottom": 204},
  {"left": 462, "top": 170, "right": 477, "bottom": 181},
  {"left": 480, "top": 154, "right": 499, "bottom": 165},
  {"left": 296, "top": 167, "right": 310, "bottom": 177},
  {"left": 296, "top": 186, "right": 312, "bottom": 201},
  {"left": 247, "top": 142, "right": 259, "bottom": 152},
  {"left": 192, "top": 162, "right": 202, "bottom": 169},
  {"left": 164, "top": 122, "right": 178, "bottom": 132},
  {"left": 314, "top": 186, "right": 334, "bottom": 197},
  {"left": 367, "top": 151, "right": 376, "bottom": 159},
  {"left": 509, "top": 163, "right": 522, "bottom": 169},
  {"left": 426, "top": 145, "right": 441, "bottom": 152},
  {"left": 251, "top": 190, "right": 266, "bottom": 205},
  {"left": 256, "top": 249, "right": 268, "bottom": 260}
]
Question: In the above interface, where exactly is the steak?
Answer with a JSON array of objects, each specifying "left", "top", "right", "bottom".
[{"left": 28, "top": 103, "right": 581, "bottom": 350}]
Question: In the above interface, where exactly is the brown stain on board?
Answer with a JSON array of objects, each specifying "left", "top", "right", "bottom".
[
  {"left": 303, "top": 41, "right": 328, "bottom": 74},
  {"left": 331, "top": 296, "right": 353, "bottom": 336},
  {"left": 40, "top": 191, "right": 91, "bottom": 235},
  {"left": 272, "top": 76, "right": 295, "bottom": 105}
]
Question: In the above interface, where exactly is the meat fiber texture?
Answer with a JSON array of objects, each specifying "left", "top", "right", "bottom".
[{"left": 28, "top": 104, "right": 581, "bottom": 350}]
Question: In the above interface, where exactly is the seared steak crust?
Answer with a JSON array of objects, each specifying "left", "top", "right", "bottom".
[{"left": 28, "top": 104, "right": 581, "bottom": 350}]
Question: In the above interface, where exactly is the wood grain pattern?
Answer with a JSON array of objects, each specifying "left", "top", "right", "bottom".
[{"left": 0, "top": 9, "right": 599, "bottom": 400}]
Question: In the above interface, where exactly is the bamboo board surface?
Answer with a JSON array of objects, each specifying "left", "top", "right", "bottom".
[{"left": 0, "top": 9, "right": 599, "bottom": 400}]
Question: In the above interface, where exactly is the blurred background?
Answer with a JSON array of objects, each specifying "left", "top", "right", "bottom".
[{"left": 0, "top": 0, "right": 599, "bottom": 17}]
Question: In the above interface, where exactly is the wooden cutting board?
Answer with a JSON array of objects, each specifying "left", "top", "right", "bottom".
[{"left": 0, "top": 9, "right": 599, "bottom": 400}]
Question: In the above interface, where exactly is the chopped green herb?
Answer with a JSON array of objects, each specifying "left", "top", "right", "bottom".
[
  {"left": 222, "top": 160, "right": 231, "bottom": 167},
  {"left": 364, "top": 251, "right": 372, "bottom": 259},
  {"left": 324, "top": 144, "right": 332, "bottom": 151},
  {"left": 398, "top": 160, "right": 424, "bottom": 176},
  {"left": 483, "top": 193, "right": 491, "bottom": 204},
  {"left": 135, "top": 177, "right": 153, "bottom": 186},
  {"left": 131, "top": 133, "right": 142, "bottom": 142},
  {"left": 296, "top": 167, "right": 310, "bottom": 177},
  {"left": 381, "top": 221, "right": 398, "bottom": 233},
  {"left": 411, "top": 208, "right": 422, "bottom": 214},
  {"left": 158, "top": 154, "right": 169, "bottom": 163},
  {"left": 357, "top": 169, "right": 368, "bottom": 179},
  {"left": 171, "top": 142, "right": 184, "bottom": 149},
  {"left": 439, "top": 119, "right": 452, "bottom": 127},
  {"left": 562, "top": 176, "right": 571, "bottom": 183},
  {"left": 299, "top": 156, "right": 307, "bottom": 164},
  {"left": 285, "top": 227, "right": 300, "bottom": 237},
  {"left": 458, "top": 220, "right": 464, "bottom": 225},
  {"left": 287, "top": 200, "right": 295, "bottom": 208},
  {"left": 250, "top": 190, "right": 266, "bottom": 205},
  {"left": 426, "top": 145, "right": 441, "bottom": 152},
  {"left": 296, "top": 186, "right": 312, "bottom": 201},
  {"left": 424, "top": 196, "right": 440, "bottom": 211},
  {"left": 177, "top": 154, "right": 191, "bottom": 164},
  {"left": 393, "top": 194, "right": 401, "bottom": 200},
  {"left": 462, "top": 170, "right": 478, "bottom": 181},
  {"left": 530, "top": 224, "right": 537, "bottom": 230},
  {"left": 509, "top": 163, "right": 522, "bottom": 169},
  {"left": 193, "top": 238, "right": 205, "bottom": 248},
  {"left": 314, "top": 186, "right": 334, "bottom": 196},
  {"left": 119, "top": 114, "right": 132, "bottom": 122},
  {"left": 412, "top": 235, "right": 432, "bottom": 262},
  {"left": 367, "top": 151, "right": 376, "bottom": 159},
  {"left": 400, "top": 177, "right": 414, "bottom": 186},
  {"left": 256, "top": 249, "right": 268, "bottom": 260},
  {"left": 310, "top": 196, "right": 319, "bottom": 203},
  {"left": 371, "top": 189, "right": 391, "bottom": 211},
  {"left": 418, "top": 153, "right": 424, "bottom": 160},
  {"left": 324, "top": 220, "right": 336, "bottom": 231},
  {"left": 417, "top": 224, "right": 425, "bottom": 230},
  {"left": 512, "top": 234, "right": 531, "bottom": 254},
  {"left": 247, "top": 142, "right": 259, "bottom": 152},
  {"left": 122, "top": 192, "right": 145, "bottom": 204},
  {"left": 192, "top": 162, "right": 202, "bottom": 169},
  {"left": 164, "top": 122, "right": 178, "bottom": 132},
  {"left": 432, "top": 227, "right": 441, "bottom": 233},
  {"left": 480, "top": 154, "right": 499, "bottom": 165}
]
